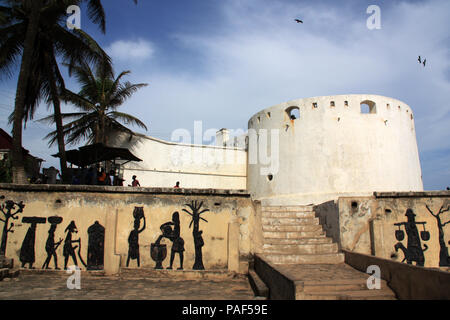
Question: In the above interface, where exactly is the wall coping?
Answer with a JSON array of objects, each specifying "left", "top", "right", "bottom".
[
  {"left": 0, "top": 183, "right": 250, "bottom": 197},
  {"left": 374, "top": 191, "right": 450, "bottom": 198}
]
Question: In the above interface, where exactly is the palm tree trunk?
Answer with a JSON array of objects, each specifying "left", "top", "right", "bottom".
[
  {"left": 44, "top": 54, "right": 69, "bottom": 184},
  {"left": 11, "top": 0, "right": 42, "bottom": 184}
]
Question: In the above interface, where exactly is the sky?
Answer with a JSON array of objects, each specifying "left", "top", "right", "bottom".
[{"left": 0, "top": 0, "right": 449, "bottom": 190}]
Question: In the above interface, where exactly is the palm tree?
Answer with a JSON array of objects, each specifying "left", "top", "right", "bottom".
[
  {"left": 0, "top": 0, "right": 138, "bottom": 183},
  {"left": 1, "top": 0, "right": 113, "bottom": 183},
  {"left": 39, "top": 60, "right": 148, "bottom": 147}
]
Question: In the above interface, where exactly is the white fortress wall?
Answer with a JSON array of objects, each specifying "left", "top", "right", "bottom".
[
  {"left": 108, "top": 132, "right": 247, "bottom": 189},
  {"left": 247, "top": 94, "right": 423, "bottom": 204}
]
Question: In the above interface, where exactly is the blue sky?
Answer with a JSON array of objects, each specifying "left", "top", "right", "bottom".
[{"left": 0, "top": 0, "right": 449, "bottom": 190}]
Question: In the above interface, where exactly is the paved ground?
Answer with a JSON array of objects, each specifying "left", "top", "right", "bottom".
[{"left": 0, "top": 270, "right": 256, "bottom": 300}]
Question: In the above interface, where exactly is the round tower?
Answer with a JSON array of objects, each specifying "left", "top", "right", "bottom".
[{"left": 247, "top": 94, "right": 423, "bottom": 204}]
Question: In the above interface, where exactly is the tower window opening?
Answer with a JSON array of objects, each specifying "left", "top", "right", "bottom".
[
  {"left": 387, "top": 103, "right": 390, "bottom": 109},
  {"left": 344, "top": 101, "right": 349, "bottom": 107},
  {"left": 267, "top": 174, "right": 273, "bottom": 181},
  {"left": 312, "top": 102, "right": 318, "bottom": 109},
  {"left": 360, "top": 100, "right": 376, "bottom": 114},
  {"left": 330, "top": 101, "right": 335, "bottom": 107},
  {"left": 267, "top": 112, "right": 271, "bottom": 118},
  {"left": 285, "top": 106, "right": 300, "bottom": 120}
]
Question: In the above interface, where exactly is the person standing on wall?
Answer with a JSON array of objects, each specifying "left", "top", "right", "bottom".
[
  {"left": 132, "top": 175, "right": 140, "bottom": 187},
  {"left": 174, "top": 181, "right": 180, "bottom": 189},
  {"left": 97, "top": 168, "right": 106, "bottom": 185}
]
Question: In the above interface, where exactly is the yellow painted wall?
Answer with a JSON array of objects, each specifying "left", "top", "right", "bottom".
[{"left": 0, "top": 186, "right": 257, "bottom": 274}]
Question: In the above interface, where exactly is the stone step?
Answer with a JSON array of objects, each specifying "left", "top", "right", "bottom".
[
  {"left": 0, "top": 256, "right": 13, "bottom": 269},
  {"left": 262, "top": 217, "right": 319, "bottom": 226},
  {"left": 302, "top": 278, "right": 390, "bottom": 293},
  {"left": 0, "top": 268, "right": 20, "bottom": 281},
  {"left": 0, "top": 268, "right": 8, "bottom": 281},
  {"left": 248, "top": 269, "right": 269, "bottom": 299},
  {"left": 262, "top": 206, "right": 314, "bottom": 212},
  {"left": 261, "top": 253, "right": 345, "bottom": 265},
  {"left": 262, "top": 211, "right": 316, "bottom": 218},
  {"left": 303, "top": 289, "right": 396, "bottom": 300},
  {"left": 263, "top": 237, "right": 332, "bottom": 245},
  {"left": 263, "top": 230, "right": 324, "bottom": 239},
  {"left": 263, "top": 243, "right": 339, "bottom": 255},
  {"left": 262, "top": 224, "right": 322, "bottom": 233}
]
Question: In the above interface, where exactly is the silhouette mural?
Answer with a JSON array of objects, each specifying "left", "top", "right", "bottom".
[
  {"left": 425, "top": 204, "right": 450, "bottom": 267},
  {"left": 0, "top": 199, "right": 25, "bottom": 255},
  {"left": 63, "top": 221, "right": 86, "bottom": 270},
  {"left": 127, "top": 207, "right": 146, "bottom": 267},
  {"left": 20, "top": 217, "right": 46, "bottom": 268},
  {"left": 42, "top": 216, "right": 63, "bottom": 270},
  {"left": 87, "top": 221, "right": 105, "bottom": 270},
  {"left": 182, "top": 201, "right": 209, "bottom": 270},
  {"left": 394, "top": 209, "right": 429, "bottom": 266},
  {"left": 153, "top": 212, "right": 185, "bottom": 270}
]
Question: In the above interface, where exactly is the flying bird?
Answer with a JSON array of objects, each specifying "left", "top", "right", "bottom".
[
  {"left": 423, "top": 59, "right": 426, "bottom": 67},
  {"left": 295, "top": 19, "right": 303, "bottom": 24},
  {"left": 418, "top": 56, "right": 421, "bottom": 64}
]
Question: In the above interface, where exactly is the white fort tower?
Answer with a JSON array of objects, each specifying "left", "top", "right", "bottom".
[
  {"left": 247, "top": 94, "right": 424, "bottom": 205},
  {"left": 111, "top": 94, "right": 423, "bottom": 205}
]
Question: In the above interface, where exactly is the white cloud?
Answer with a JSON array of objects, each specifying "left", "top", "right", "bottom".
[{"left": 106, "top": 39, "right": 155, "bottom": 62}]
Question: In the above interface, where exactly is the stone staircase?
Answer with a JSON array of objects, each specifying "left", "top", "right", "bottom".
[
  {"left": 0, "top": 256, "right": 20, "bottom": 281},
  {"left": 254, "top": 205, "right": 397, "bottom": 300},
  {"left": 260, "top": 205, "right": 344, "bottom": 264}
]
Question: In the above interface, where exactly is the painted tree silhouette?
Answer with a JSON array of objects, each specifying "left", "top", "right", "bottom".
[
  {"left": 425, "top": 204, "right": 450, "bottom": 266},
  {"left": 0, "top": 200, "right": 25, "bottom": 255},
  {"left": 183, "top": 201, "right": 209, "bottom": 270}
]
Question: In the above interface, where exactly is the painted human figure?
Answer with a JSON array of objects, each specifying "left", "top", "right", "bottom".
[
  {"left": 158, "top": 212, "right": 185, "bottom": 270},
  {"left": 87, "top": 221, "right": 105, "bottom": 270},
  {"left": 63, "top": 221, "right": 80, "bottom": 270},
  {"left": 42, "top": 224, "right": 63, "bottom": 269},
  {"left": 193, "top": 230, "right": 205, "bottom": 270},
  {"left": 394, "top": 209, "right": 428, "bottom": 266},
  {"left": 19, "top": 216, "right": 46, "bottom": 269},
  {"left": 126, "top": 207, "right": 146, "bottom": 267},
  {"left": 20, "top": 222, "right": 37, "bottom": 269}
]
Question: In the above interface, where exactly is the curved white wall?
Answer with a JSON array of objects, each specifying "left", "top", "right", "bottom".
[
  {"left": 247, "top": 95, "right": 423, "bottom": 204},
  {"left": 109, "top": 132, "right": 247, "bottom": 190}
]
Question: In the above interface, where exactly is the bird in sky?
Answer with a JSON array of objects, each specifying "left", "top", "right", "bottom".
[
  {"left": 295, "top": 19, "right": 303, "bottom": 24},
  {"left": 423, "top": 59, "right": 426, "bottom": 67},
  {"left": 418, "top": 56, "right": 421, "bottom": 64}
]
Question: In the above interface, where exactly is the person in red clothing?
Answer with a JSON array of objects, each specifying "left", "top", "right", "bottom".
[
  {"left": 174, "top": 181, "right": 180, "bottom": 188},
  {"left": 97, "top": 168, "right": 107, "bottom": 185},
  {"left": 132, "top": 175, "right": 140, "bottom": 187}
]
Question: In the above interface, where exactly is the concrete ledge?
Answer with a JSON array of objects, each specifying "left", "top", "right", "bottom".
[
  {"left": 0, "top": 183, "right": 250, "bottom": 197},
  {"left": 253, "top": 254, "right": 297, "bottom": 300},
  {"left": 119, "top": 268, "right": 246, "bottom": 280},
  {"left": 343, "top": 249, "right": 450, "bottom": 300},
  {"left": 18, "top": 268, "right": 107, "bottom": 277},
  {"left": 374, "top": 191, "right": 450, "bottom": 198}
]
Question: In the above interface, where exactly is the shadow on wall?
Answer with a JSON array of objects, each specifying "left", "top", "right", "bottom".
[{"left": 313, "top": 201, "right": 341, "bottom": 248}]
